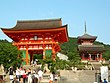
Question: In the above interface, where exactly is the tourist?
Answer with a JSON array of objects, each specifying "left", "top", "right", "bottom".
[
  {"left": 32, "top": 70, "right": 39, "bottom": 83},
  {"left": 54, "top": 74, "right": 58, "bottom": 83},
  {"left": 19, "top": 67, "right": 24, "bottom": 83},
  {"left": 28, "top": 73, "right": 32, "bottom": 83},
  {"left": 9, "top": 66, "right": 14, "bottom": 83},
  {"left": 0, "top": 75, "right": 4, "bottom": 83},
  {"left": 12, "top": 77, "right": 19, "bottom": 83},
  {"left": 22, "top": 69, "right": 27, "bottom": 83},
  {"left": 31, "top": 60, "right": 34, "bottom": 67},
  {"left": 16, "top": 67, "right": 20, "bottom": 81},
  {"left": 74, "top": 67, "right": 77, "bottom": 72},
  {"left": 34, "top": 60, "right": 37, "bottom": 67},
  {"left": 27, "top": 68, "right": 32, "bottom": 83},
  {"left": 0, "top": 64, "right": 4, "bottom": 74},
  {"left": 27, "top": 68, "right": 31, "bottom": 75},
  {"left": 49, "top": 72, "right": 53, "bottom": 83},
  {"left": 38, "top": 69, "right": 43, "bottom": 82},
  {"left": 71, "top": 66, "right": 77, "bottom": 73},
  {"left": 103, "top": 78, "right": 108, "bottom": 83}
]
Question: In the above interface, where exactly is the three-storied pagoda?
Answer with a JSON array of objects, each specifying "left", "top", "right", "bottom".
[
  {"left": 77, "top": 23, "right": 104, "bottom": 62},
  {"left": 1, "top": 18, "right": 68, "bottom": 65}
]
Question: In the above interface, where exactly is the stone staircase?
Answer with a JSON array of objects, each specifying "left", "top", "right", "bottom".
[
  {"left": 23, "top": 65, "right": 39, "bottom": 70},
  {"left": 41, "top": 73, "right": 50, "bottom": 83},
  {"left": 23, "top": 65, "right": 50, "bottom": 83},
  {"left": 90, "top": 61, "right": 102, "bottom": 70}
]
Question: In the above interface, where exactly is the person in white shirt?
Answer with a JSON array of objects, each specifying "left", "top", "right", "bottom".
[
  {"left": 15, "top": 67, "right": 20, "bottom": 81},
  {"left": 32, "top": 71, "right": 39, "bottom": 83},
  {"left": 8, "top": 66, "right": 14, "bottom": 83},
  {"left": 38, "top": 69, "right": 43, "bottom": 82},
  {"left": 49, "top": 73, "right": 53, "bottom": 83},
  {"left": 28, "top": 73, "right": 32, "bottom": 83},
  {"left": 19, "top": 67, "right": 24, "bottom": 83}
]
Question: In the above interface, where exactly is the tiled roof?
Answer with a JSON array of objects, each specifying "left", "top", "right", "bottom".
[
  {"left": 2, "top": 18, "right": 62, "bottom": 30},
  {"left": 78, "top": 45, "right": 104, "bottom": 52},
  {"left": 78, "top": 33, "right": 97, "bottom": 40}
]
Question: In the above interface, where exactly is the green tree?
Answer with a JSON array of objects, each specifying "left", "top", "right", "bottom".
[
  {"left": 60, "top": 37, "right": 81, "bottom": 63},
  {"left": 94, "top": 41, "right": 110, "bottom": 60},
  {"left": 0, "top": 40, "right": 22, "bottom": 68}
]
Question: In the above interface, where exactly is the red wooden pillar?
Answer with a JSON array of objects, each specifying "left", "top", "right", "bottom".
[
  {"left": 42, "top": 37, "right": 45, "bottom": 60},
  {"left": 30, "top": 53, "right": 34, "bottom": 64},
  {"left": 52, "top": 48, "right": 56, "bottom": 61},
  {"left": 26, "top": 46, "right": 29, "bottom": 65},
  {"left": 82, "top": 54, "right": 85, "bottom": 60},
  {"left": 43, "top": 48, "right": 46, "bottom": 59},
  {"left": 100, "top": 53, "right": 102, "bottom": 60}
]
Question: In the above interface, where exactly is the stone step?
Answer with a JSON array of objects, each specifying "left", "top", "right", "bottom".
[
  {"left": 43, "top": 73, "right": 51, "bottom": 79},
  {"left": 91, "top": 62, "right": 102, "bottom": 70},
  {"left": 43, "top": 76, "right": 49, "bottom": 79},
  {"left": 41, "top": 79, "right": 50, "bottom": 83}
]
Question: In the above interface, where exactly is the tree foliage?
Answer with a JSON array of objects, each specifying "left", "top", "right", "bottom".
[
  {"left": 0, "top": 40, "right": 22, "bottom": 68},
  {"left": 94, "top": 41, "right": 110, "bottom": 60},
  {"left": 60, "top": 37, "right": 81, "bottom": 63}
]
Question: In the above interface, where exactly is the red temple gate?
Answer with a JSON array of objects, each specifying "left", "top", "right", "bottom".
[{"left": 1, "top": 18, "right": 68, "bottom": 65}]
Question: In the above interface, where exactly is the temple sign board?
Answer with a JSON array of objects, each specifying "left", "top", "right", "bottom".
[{"left": 100, "top": 66, "right": 108, "bottom": 82}]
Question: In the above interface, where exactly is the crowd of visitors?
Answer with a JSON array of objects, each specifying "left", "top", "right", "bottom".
[
  {"left": 7, "top": 65, "right": 58, "bottom": 83},
  {"left": 8, "top": 66, "right": 43, "bottom": 83},
  {"left": 0, "top": 61, "right": 59, "bottom": 83}
]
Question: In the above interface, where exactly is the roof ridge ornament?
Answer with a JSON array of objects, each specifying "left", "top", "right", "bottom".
[{"left": 85, "top": 21, "right": 87, "bottom": 34}]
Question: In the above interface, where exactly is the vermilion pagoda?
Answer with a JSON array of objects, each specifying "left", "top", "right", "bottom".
[
  {"left": 1, "top": 18, "right": 68, "bottom": 65},
  {"left": 77, "top": 23, "right": 104, "bottom": 62}
]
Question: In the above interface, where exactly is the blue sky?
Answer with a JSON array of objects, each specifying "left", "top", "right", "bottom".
[{"left": 0, "top": 0, "right": 110, "bottom": 44}]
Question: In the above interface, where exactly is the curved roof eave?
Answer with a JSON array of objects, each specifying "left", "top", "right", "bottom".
[
  {"left": 1, "top": 25, "right": 67, "bottom": 33},
  {"left": 1, "top": 18, "right": 62, "bottom": 31}
]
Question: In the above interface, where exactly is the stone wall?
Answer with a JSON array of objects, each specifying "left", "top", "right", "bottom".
[{"left": 60, "top": 70, "right": 96, "bottom": 83}]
